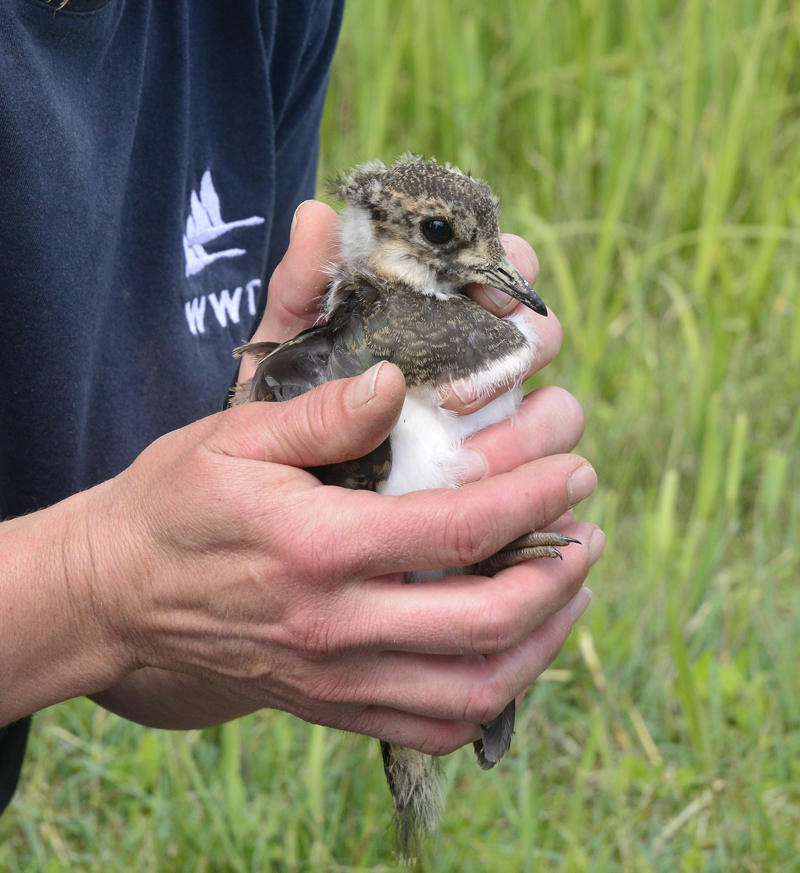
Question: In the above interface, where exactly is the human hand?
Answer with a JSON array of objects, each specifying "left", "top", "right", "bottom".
[
  {"left": 89, "top": 367, "right": 592, "bottom": 732},
  {"left": 78, "top": 360, "right": 601, "bottom": 753},
  {"left": 238, "top": 200, "right": 556, "bottom": 415}
]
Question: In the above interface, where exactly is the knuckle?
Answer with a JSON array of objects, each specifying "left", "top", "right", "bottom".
[
  {"left": 300, "top": 657, "right": 375, "bottom": 709},
  {"left": 291, "top": 522, "right": 336, "bottom": 579},
  {"left": 307, "top": 669, "right": 358, "bottom": 706},
  {"left": 294, "top": 608, "right": 348, "bottom": 660},
  {"left": 248, "top": 385, "right": 340, "bottom": 466},
  {"left": 292, "top": 515, "right": 372, "bottom": 587},
  {"left": 461, "top": 672, "right": 506, "bottom": 725},
  {"left": 299, "top": 615, "right": 336, "bottom": 659},
  {"left": 290, "top": 592, "right": 374, "bottom": 662},
  {"left": 438, "top": 495, "right": 497, "bottom": 568},
  {"left": 298, "top": 384, "right": 334, "bottom": 445},
  {"left": 537, "top": 610, "right": 574, "bottom": 667},
  {"left": 278, "top": 397, "right": 328, "bottom": 461},
  {"left": 470, "top": 596, "right": 519, "bottom": 655}
]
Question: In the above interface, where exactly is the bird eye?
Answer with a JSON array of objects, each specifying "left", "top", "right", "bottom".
[{"left": 421, "top": 218, "right": 453, "bottom": 244}]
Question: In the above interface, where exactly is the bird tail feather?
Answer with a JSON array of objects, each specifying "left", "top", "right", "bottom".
[
  {"left": 473, "top": 699, "right": 516, "bottom": 770},
  {"left": 380, "top": 741, "right": 444, "bottom": 863}
]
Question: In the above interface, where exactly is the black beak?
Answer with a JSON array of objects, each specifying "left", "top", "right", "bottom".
[{"left": 479, "top": 260, "right": 547, "bottom": 316}]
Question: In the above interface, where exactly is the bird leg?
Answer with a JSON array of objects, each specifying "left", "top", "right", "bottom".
[{"left": 474, "top": 530, "right": 581, "bottom": 577}]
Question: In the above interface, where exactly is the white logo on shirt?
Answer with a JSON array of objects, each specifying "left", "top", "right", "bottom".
[
  {"left": 183, "top": 170, "right": 266, "bottom": 336},
  {"left": 184, "top": 278, "right": 262, "bottom": 336},
  {"left": 183, "top": 170, "right": 264, "bottom": 277}
]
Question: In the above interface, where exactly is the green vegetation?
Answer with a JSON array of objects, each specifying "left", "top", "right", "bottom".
[{"left": 3, "top": 1, "right": 798, "bottom": 869}]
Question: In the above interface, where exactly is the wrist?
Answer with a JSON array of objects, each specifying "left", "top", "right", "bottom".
[{"left": 0, "top": 484, "right": 136, "bottom": 725}]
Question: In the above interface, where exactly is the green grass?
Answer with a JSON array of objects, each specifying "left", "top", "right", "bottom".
[{"left": 3, "top": 0, "right": 800, "bottom": 869}]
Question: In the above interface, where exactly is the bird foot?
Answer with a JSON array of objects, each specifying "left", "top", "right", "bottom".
[{"left": 475, "top": 531, "right": 580, "bottom": 577}]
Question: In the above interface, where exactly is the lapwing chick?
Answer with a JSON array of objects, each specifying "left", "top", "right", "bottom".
[{"left": 234, "top": 156, "right": 577, "bottom": 861}]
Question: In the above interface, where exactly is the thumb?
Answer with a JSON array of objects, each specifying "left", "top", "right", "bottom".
[
  {"left": 238, "top": 201, "right": 340, "bottom": 385},
  {"left": 257, "top": 200, "right": 340, "bottom": 344},
  {"left": 214, "top": 362, "right": 406, "bottom": 468}
]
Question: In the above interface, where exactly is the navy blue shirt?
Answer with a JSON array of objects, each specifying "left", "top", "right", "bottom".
[{"left": 0, "top": 0, "right": 344, "bottom": 814}]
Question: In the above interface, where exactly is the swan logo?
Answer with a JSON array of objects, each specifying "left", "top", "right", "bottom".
[
  {"left": 182, "top": 170, "right": 266, "bottom": 336},
  {"left": 183, "top": 170, "right": 265, "bottom": 277}
]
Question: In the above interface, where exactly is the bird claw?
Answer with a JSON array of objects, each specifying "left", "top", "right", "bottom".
[{"left": 475, "top": 531, "right": 580, "bottom": 577}]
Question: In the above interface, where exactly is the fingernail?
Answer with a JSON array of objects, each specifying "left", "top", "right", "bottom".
[
  {"left": 350, "top": 362, "right": 384, "bottom": 408},
  {"left": 460, "top": 447, "right": 488, "bottom": 483},
  {"left": 451, "top": 379, "right": 477, "bottom": 407},
  {"left": 483, "top": 285, "right": 514, "bottom": 312},
  {"left": 588, "top": 528, "right": 606, "bottom": 565},
  {"left": 290, "top": 199, "right": 314, "bottom": 239},
  {"left": 570, "top": 587, "right": 592, "bottom": 624},
  {"left": 567, "top": 464, "right": 597, "bottom": 507}
]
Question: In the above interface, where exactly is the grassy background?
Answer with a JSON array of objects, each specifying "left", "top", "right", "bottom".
[{"left": 3, "top": 0, "right": 799, "bottom": 870}]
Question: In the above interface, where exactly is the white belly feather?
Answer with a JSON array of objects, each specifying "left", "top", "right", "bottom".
[
  {"left": 377, "top": 387, "right": 522, "bottom": 583},
  {"left": 374, "top": 312, "right": 538, "bottom": 582},
  {"left": 378, "top": 387, "right": 523, "bottom": 496}
]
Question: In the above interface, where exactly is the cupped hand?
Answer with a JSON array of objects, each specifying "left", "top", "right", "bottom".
[
  {"left": 88, "top": 197, "right": 600, "bottom": 750},
  {"left": 86, "top": 360, "right": 601, "bottom": 754}
]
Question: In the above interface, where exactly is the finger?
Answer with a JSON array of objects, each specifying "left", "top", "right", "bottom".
[
  {"left": 439, "top": 307, "right": 564, "bottom": 415},
  {"left": 548, "top": 508, "right": 575, "bottom": 528},
  {"left": 457, "top": 386, "right": 586, "bottom": 483},
  {"left": 343, "top": 521, "right": 602, "bottom": 657},
  {"left": 243, "top": 201, "right": 340, "bottom": 363},
  {"left": 332, "top": 705, "right": 482, "bottom": 757},
  {"left": 262, "top": 200, "right": 339, "bottom": 341},
  {"left": 464, "top": 234, "right": 540, "bottom": 316},
  {"left": 309, "top": 571, "right": 596, "bottom": 735},
  {"left": 340, "top": 455, "right": 598, "bottom": 578},
  {"left": 441, "top": 234, "right": 546, "bottom": 415},
  {"left": 214, "top": 361, "right": 406, "bottom": 466},
  {"left": 348, "top": 595, "right": 582, "bottom": 726}
]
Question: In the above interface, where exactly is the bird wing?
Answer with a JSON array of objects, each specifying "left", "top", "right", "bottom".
[
  {"left": 237, "top": 330, "right": 336, "bottom": 402},
  {"left": 236, "top": 291, "right": 382, "bottom": 402},
  {"left": 235, "top": 290, "right": 392, "bottom": 491}
]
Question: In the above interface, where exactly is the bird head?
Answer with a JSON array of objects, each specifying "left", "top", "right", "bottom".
[{"left": 332, "top": 156, "right": 547, "bottom": 315}]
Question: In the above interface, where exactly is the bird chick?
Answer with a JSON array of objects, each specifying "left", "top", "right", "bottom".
[{"left": 234, "top": 156, "right": 576, "bottom": 860}]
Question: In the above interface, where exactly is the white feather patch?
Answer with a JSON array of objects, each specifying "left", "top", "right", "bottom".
[
  {"left": 338, "top": 204, "right": 374, "bottom": 272},
  {"left": 378, "top": 387, "right": 523, "bottom": 497}
]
